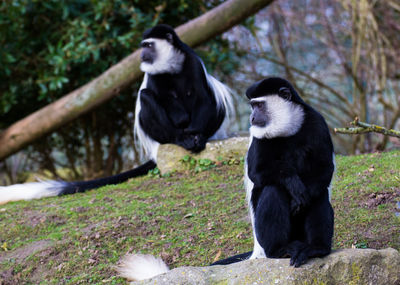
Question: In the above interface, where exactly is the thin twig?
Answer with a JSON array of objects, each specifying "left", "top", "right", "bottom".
[{"left": 334, "top": 117, "right": 400, "bottom": 138}]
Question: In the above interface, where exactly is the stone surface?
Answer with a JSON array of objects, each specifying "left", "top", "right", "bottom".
[
  {"left": 156, "top": 136, "right": 249, "bottom": 174},
  {"left": 135, "top": 248, "right": 400, "bottom": 285}
]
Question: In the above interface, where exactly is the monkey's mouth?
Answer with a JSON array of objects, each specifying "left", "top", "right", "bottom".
[{"left": 251, "top": 121, "right": 267, "bottom": 127}]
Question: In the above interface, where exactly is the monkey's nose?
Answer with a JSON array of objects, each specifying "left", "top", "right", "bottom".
[
  {"left": 250, "top": 114, "right": 255, "bottom": 125},
  {"left": 141, "top": 53, "right": 153, "bottom": 63},
  {"left": 251, "top": 114, "right": 267, "bottom": 127}
]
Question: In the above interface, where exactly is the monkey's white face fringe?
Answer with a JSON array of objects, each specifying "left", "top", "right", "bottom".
[
  {"left": 117, "top": 254, "right": 169, "bottom": 282},
  {"left": 140, "top": 38, "right": 185, "bottom": 74},
  {"left": 250, "top": 95, "right": 304, "bottom": 139},
  {"left": 0, "top": 180, "right": 66, "bottom": 205}
]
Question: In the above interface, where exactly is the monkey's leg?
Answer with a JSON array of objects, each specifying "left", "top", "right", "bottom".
[
  {"left": 181, "top": 94, "right": 225, "bottom": 152},
  {"left": 254, "top": 186, "right": 291, "bottom": 258},
  {"left": 287, "top": 197, "right": 334, "bottom": 267}
]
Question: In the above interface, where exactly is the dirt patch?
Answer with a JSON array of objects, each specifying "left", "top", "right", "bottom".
[
  {"left": 19, "top": 210, "right": 66, "bottom": 228},
  {"left": 0, "top": 239, "right": 54, "bottom": 263},
  {"left": 365, "top": 192, "right": 399, "bottom": 209}
]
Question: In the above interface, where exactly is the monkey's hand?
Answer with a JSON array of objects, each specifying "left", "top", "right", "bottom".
[
  {"left": 290, "top": 199, "right": 305, "bottom": 216},
  {"left": 177, "top": 133, "right": 207, "bottom": 153},
  {"left": 283, "top": 176, "right": 311, "bottom": 215}
]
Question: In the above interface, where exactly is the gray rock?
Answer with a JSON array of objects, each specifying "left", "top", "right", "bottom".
[
  {"left": 156, "top": 136, "right": 249, "bottom": 174},
  {"left": 135, "top": 248, "right": 400, "bottom": 285}
]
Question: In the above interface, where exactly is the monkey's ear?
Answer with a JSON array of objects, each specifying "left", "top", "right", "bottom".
[
  {"left": 166, "top": 33, "right": 173, "bottom": 43},
  {"left": 279, "top": 87, "right": 291, "bottom": 100}
]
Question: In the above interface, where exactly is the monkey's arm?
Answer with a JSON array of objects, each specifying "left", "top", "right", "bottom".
[
  {"left": 167, "top": 96, "right": 190, "bottom": 129},
  {"left": 139, "top": 89, "right": 182, "bottom": 144},
  {"left": 181, "top": 58, "right": 225, "bottom": 140},
  {"left": 279, "top": 154, "right": 333, "bottom": 214},
  {"left": 280, "top": 173, "right": 310, "bottom": 215},
  {"left": 139, "top": 89, "right": 206, "bottom": 152},
  {"left": 181, "top": 93, "right": 224, "bottom": 153},
  {"left": 183, "top": 94, "right": 226, "bottom": 152}
]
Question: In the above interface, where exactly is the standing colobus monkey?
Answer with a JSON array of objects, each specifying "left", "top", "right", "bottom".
[
  {"left": 117, "top": 77, "right": 334, "bottom": 282},
  {"left": 0, "top": 24, "right": 233, "bottom": 205}
]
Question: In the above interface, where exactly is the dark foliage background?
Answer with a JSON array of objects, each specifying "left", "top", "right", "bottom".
[{"left": 0, "top": 0, "right": 239, "bottom": 183}]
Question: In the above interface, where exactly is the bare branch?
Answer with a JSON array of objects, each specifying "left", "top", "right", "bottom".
[{"left": 335, "top": 117, "right": 400, "bottom": 138}]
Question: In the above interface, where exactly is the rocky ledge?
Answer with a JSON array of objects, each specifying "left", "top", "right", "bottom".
[
  {"left": 157, "top": 136, "right": 249, "bottom": 174},
  {"left": 135, "top": 248, "right": 400, "bottom": 285}
]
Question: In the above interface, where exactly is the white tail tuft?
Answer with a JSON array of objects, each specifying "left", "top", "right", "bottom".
[
  {"left": 0, "top": 181, "right": 66, "bottom": 205},
  {"left": 117, "top": 254, "right": 170, "bottom": 282}
]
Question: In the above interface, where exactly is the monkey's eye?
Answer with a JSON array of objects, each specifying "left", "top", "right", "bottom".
[
  {"left": 166, "top": 33, "right": 173, "bottom": 43},
  {"left": 250, "top": 101, "right": 265, "bottom": 109},
  {"left": 141, "top": 41, "right": 154, "bottom": 48},
  {"left": 279, "top": 87, "right": 291, "bottom": 100}
]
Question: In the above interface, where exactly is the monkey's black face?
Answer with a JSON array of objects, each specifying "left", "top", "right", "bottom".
[
  {"left": 250, "top": 100, "right": 267, "bottom": 127},
  {"left": 141, "top": 41, "right": 156, "bottom": 63}
]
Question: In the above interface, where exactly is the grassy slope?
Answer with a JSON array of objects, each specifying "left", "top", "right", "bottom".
[{"left": 0, "top": 151, "right": 399, "bottom": 284}]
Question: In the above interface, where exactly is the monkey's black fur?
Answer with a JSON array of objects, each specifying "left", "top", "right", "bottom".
[
  {"left": 213, "top": 77, "right": 334, "bottom": 267},
  {"left": 139, "top": 24, "right": 226, "bottom": 152}
]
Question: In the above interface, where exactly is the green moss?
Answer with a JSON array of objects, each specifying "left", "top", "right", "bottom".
[
  {"left": 302, "top": 279, "right": 327, "bottom": 285},
  {"left": 349, "top": 263, "right": 362, "bottom": 285}
]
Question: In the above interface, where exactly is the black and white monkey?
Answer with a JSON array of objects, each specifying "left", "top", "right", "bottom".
[
  {"left": 135, "top": 24, "right": 232, "bottom": 160},
  {"left": 117, "top": 77, "right": 334, "bottom": 281},
  {"left": 213, "top": 77, "right": 334, "bottom": 267},
  {"left": 0, "top": 24, "right": 233, "bottom": 205}
]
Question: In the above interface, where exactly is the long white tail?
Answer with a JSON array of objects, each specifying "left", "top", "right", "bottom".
[
  {"left": 0, "top": 181, "right": 66, "bottom": 205},
  {"left": 117, "top": 254, "right": 169, "bottom": 282}
]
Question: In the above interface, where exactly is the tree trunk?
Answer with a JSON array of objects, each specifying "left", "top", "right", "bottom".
[{"left": 0, "top": 0, "right": 275, "bottom": 161}]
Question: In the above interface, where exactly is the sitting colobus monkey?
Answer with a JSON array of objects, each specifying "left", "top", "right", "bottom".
[
  {"left": 0, "top": 24, "right": 233, "bottom": 205},
  {"left": 213, "top": 77, "right": 334, "bottom": 267},
  {"left": 135, "top": 24, "right": 232, "bottom": 160},
  {"left": 117, "top": 77, "right": 334, "bottom": 282}
]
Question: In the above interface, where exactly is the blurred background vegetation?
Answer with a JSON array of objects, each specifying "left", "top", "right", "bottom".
[{"left": 0, "top": 0, "right": 399, "bottom": 184}]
